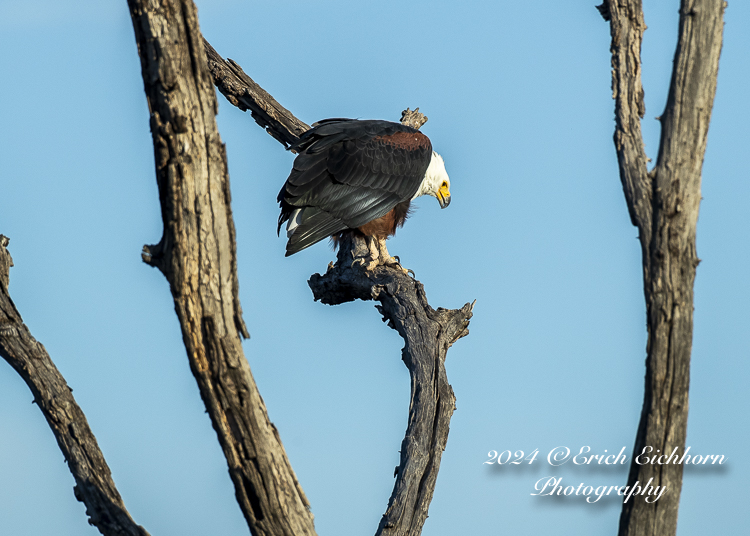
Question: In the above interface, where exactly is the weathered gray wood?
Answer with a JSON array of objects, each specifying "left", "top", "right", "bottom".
[
  {"left": 599, "top": 1, "right": 726, "bottom": 535},
  {"left": 202, "top": 38, "right": 472, "bottom": 536},
  {"left": 599, "top": 0, "right": 653, "bottom": 257},
  {"left": 126, "top": 2, "right": 315, "bottom": 535},
  {"left": 0, "top": 235, "right": 150, "bottom": 536},
  {"left": 202, "top": 38, "right": 310, "bottom": 149},
  {"left": 400, "top": 108, "right": 428, "bottom": 130},
  {"left": 309, "top": 235, "right": 473, "bottom": 536}
]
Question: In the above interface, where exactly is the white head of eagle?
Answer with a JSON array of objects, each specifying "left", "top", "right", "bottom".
[
  {"left": 415, "top": 151, "right": 451, "bottom": 206},
  {"left": 277, "top": 118, "right": 451, "bottom": 259}
]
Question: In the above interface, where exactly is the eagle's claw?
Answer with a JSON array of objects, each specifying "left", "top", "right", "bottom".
[
  {"left": 382, "top": 257, "right": 410, "bottom": 276},
  {"left": 351, "top": 255, "right": 380, "bottom": 272}
]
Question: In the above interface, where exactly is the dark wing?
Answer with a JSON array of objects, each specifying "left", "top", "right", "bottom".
[{"left": 277, "top": 119, "right": 432, "bottom": 256}]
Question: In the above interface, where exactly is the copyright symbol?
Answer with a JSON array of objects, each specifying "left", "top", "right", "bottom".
[{"left": 547, "top": 446, "right": 571, "bottom": 466}]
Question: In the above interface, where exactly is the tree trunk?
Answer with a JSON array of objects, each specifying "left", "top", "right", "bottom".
[
  {"left": 127, "top": 1, "right": 315, "bottom": 534},
  {"left": 599, "top": 1, "right": 726, "bottom": 534}
]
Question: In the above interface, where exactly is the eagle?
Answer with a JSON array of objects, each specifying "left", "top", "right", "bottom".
[{"left": 277, "top": 119, "right": 451, "bottom": 270}]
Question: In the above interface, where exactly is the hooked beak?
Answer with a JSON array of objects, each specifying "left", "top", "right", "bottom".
[{"left": 437, "top": 187, "right": 451, "bottom": 209}]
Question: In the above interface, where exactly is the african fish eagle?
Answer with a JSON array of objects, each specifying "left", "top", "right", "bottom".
[{"left": 277, "top": 119, "right": 451, "bottom": 270}]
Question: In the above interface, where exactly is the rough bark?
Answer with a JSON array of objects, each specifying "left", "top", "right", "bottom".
[
  {"left": 203, "top": 40, "right": 472, "bottom": 535},
  {"left": 309, "top": 235, "right": 473, "bottom": 536},
  {"left": 202, "top": 38, "right": 309, "bottom": 149},
  {"left": 0, "top": 235, "right": 150, "bottom": 536},
  {"left": 399, "top": 108, "right": 429, "bottom": 130},
  {"left": 201, "top": 40, "right": 430, "bottom": 140},
  {"left": 127, "top": 2, "right": 315, "bottom": 535},
  {"left": 599, "top": 1, "right": 726, "bottom": 535}
]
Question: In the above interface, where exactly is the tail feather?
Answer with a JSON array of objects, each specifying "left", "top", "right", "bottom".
[{"left": 285, "top": 208, "right": 348, "bottom": 256}]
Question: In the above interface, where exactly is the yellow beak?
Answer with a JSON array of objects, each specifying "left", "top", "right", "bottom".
[{"left": 438, "top": 185, "right": 451, "bottom": 209}]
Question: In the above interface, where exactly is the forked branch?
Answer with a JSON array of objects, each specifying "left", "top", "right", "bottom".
[{"left": 599, "top": 1, "right": 726, "bottom": 535}]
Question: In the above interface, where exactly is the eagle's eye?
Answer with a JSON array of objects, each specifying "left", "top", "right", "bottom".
[{"left": 441, "top": 181, "right": 448, "bottom": 188}]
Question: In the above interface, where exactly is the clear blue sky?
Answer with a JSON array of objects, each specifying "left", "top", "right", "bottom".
[{"left": 1, "top": 1, "right": 747, "bottom": 535}]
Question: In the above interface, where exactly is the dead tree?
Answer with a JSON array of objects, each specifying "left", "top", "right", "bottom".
[
  {"left": 597, "top": 1, "right": 726, "bottom": 535},
  {"left": 0, "top": 1, "right": 471, "bottom": 536}
]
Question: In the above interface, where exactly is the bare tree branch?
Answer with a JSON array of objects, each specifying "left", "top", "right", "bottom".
[
  {"left": 0, "top": 235, "right": 150, "bottom": 536},
  {"left": 127, "top": 2, "right": 315, "bottom": 535},
  {"left": 201, "top": 40, "right": 430, "bottom": 145},
  {"left": 202, "top": 38, "right": 310, "bottom": 149},
  {"left": 600, "top": 0, "right": 652, "bottom": 249},
  {"left": 309, "top": 235, "right": 473, "bottom": 536},
  {"left": 599, "top": 1, "right": 726, "bottom": 535}
]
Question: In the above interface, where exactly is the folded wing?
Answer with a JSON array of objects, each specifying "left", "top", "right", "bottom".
[{"left": 277, "top": 119, "right": 432, "bottom": 256}]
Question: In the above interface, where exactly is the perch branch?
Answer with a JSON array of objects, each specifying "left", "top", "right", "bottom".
[
  {"left": 599, "top": 1, "right": 726, "bottom": 535},
  {"left": 0, "top": 236, "right": 150, "bottom": 536},
  {"left": 127, "top": 1, "right": 315, "bottom": 535},
  {"left": 309, "top": 235, "right": 473, "bottom": 536}
]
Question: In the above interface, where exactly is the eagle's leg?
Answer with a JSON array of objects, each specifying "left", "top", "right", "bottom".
[
  {"left": 376, "top": 237, "right": 409, "bottom": 274},
  {"left": 365, "top": 235, "right": 382, "bottom": 270},
  {"left": 352, "top": 235, "right": 381, "bottom": 271}
]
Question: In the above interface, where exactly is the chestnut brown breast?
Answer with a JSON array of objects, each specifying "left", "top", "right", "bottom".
[{"left": 357, "top": 200, "right": 412, "bottom": 239}]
